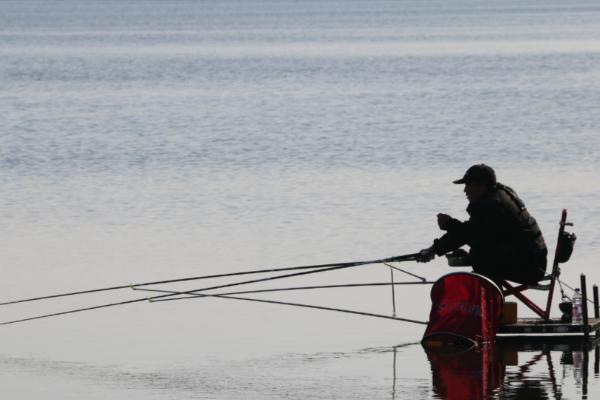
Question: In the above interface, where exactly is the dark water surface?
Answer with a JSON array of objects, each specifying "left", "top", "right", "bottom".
[{"left": 1, "top": 1, "right": 600, "bottom": 398}]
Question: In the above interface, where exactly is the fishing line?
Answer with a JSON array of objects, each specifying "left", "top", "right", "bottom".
[
  {"left": 390, "top": 269, "right": 397, "bottom": 316},
  {"left": 558, "top": 278, "right": 596, "bottom": 305},
  {"left": 383, "top": 262, "right": 427, "bottom": 282},
  {"left": 392, "top": 347, "right": 397, "bottom": 400}
]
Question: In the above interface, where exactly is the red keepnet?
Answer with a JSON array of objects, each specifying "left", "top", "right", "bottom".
[{"left": 422, "top": 272, "right": 504, "bottom": 346}]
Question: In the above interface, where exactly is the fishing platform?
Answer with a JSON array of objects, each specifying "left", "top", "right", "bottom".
[
  {"left": 496, "top": 271, "right": 600, "bottom": 343},
  {"left": 498, "top": 318, "right": 600, "bottom": 338},
  {"left": 496, "top": 209, "right": 599, "bottom": 342}
]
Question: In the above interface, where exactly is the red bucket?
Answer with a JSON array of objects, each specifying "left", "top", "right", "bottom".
[{"left": 422, "top": 272, "right": 504, "bottom": 347}]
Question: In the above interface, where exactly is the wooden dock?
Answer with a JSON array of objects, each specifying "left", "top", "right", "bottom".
[{"left": 498, "top": 318, "right": 600, "bottom": 339}]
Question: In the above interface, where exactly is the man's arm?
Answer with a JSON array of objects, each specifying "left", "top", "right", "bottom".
[
  {"left": 431, "top": 224, "right": 469, "bottom": 256},
  {"left": 416, "top": 215, "right": 468, "bottom": 262}
]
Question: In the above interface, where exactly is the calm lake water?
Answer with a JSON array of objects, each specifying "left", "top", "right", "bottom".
[{"left": 1, "top": 0, "right": 600, "bottom": 398}]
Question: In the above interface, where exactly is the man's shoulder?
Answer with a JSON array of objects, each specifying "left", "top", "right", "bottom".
[
  {"left": 468, "top": 189, "right": 511, "bottom": 214},
  {"left": 490, "top": 186, "right": 525, "bottom": 216},
  {"left": 490, "top": 187, "right": 511, "bottom": 204},
  {"left": 481, "top": 188, "right": 508, "bottom": 205}
]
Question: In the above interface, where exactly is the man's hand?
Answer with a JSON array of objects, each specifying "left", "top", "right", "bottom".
[
  {"left": 416, "top": 247, "right": 435, "bottom": 263},
  {"left": 437, "top": 213, "right": 453, "bottom": 230}
]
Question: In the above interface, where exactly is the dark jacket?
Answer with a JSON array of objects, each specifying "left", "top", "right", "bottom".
[{"left": 431, "top": 183, "right": 547, "bottom": 284}]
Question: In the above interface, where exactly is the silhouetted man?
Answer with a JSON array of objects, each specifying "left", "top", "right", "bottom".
[{"left": 417, "top": 164, "right": 547, "bottom": 285}]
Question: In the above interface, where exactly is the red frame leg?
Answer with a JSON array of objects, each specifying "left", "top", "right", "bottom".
[{"left": 502, "top": 281, "right": 549, "bottom": 320}]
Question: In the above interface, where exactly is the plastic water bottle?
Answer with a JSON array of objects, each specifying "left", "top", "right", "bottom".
[
  {"left": 572, "top": 289, "right": 583, "bottom": 325},
  {"left": 573, "top": 351, "right": 583, "bottom": 385}
]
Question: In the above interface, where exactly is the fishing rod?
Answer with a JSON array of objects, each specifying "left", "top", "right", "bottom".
[
  {"left": 0, "top": 253, "right": 419, "bottom": 326},
  {"left": 0, "top": 253, "right": 418, "bottom": 307},
  {"left": 131, "top": 280, "right": 436, "bottom": 300},
  {"left": 143, "top": 289, "right": 429, "bottom": 325},
  {"left": 197, "top": 293, "right": 429, "bottom": 325},
  {"left": 0, "top": 264, "right": 340, "bottom": 307}
]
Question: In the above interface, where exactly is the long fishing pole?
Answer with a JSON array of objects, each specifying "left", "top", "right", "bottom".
[
  {"left": 0, "top": 264, "right": 342, "bottom": 307},
  {"left": 131, "top": 254, "right": 419, "bottom": 302},
  {"left": 132, "top": 281, "right": 435, "bottom": 300},
  {"left": 0, "top": 253, "right": 418, "bottom": 307},
  {"left": 0, "top": 253, "right": 419, "bottom": 326},
  {"left": 141, "top": 289, "right": 428, "bottom": 325},
  {"left": 133, "top": 281, "right": 435, "bottom": 302},
  {"left": 204, "top": 293, "right": 429, "bottom": 325}
]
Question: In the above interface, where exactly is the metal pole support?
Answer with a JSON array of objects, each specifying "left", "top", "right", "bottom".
[
  {"left": 581, "top": 274, "right": 589, "bottom": 340},
  {"left": 593, "top": 285, "right": 599, "bottom": 319}
]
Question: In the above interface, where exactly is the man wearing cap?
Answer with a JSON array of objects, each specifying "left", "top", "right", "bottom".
[{"left": 417, "top": 164, "right": 547, "bottom": 285}]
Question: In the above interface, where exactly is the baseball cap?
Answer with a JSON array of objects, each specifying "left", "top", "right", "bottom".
[{"left": 453, "top": 164, "right": 497, "bottom": 185}]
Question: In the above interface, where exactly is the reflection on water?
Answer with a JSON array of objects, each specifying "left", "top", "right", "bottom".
[
  {"left": 424, "top": 345, "right": 504, "bottom": 399},
  {"left": 2, "top": 339, "right": 600, "bottom": 399},
  {"left": 419, "top": 340, "right": 600, "bottom": 400}
]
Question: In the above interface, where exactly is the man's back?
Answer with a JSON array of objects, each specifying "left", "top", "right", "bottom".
[{"left": 466, "top": 183, "right": 547, "bottom": 280}]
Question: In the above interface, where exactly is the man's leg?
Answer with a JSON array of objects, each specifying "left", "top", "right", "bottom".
[{"left": 472, "top": 254, "right": 545, "bottom": 285}]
